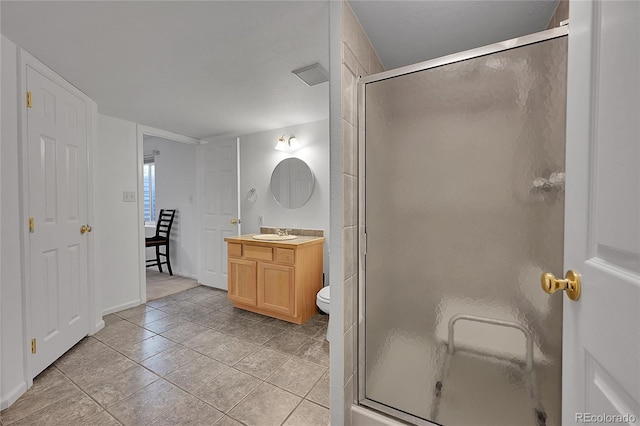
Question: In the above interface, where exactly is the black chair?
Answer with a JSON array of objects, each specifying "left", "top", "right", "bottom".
[{"left": 145, "top": 209, "right": 176, "bottom": 275}]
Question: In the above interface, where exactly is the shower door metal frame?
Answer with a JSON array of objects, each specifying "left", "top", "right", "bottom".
[{"left": 356, "top": 25, "right": 569, "bottom": 426}]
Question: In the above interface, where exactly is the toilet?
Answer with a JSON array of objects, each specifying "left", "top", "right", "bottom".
[{"left": 316, "top": 286, "right": 331, "bottom": 341}]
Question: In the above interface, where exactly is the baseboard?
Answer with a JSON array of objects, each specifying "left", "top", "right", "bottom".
[
  {"left": 0, "top": 380, "right": 27, "bottom": 410},
  {"left": 177, "top": 271, "right": 198, "bottom": 280},
  {"left": 102, "top": 299, "right": 141, "bottom": 316},
  {"left": 91, "top": 319, "right": 105, "bottom": 335}
]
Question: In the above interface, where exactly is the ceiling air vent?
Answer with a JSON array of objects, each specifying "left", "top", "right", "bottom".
[{"left": 291, "top": 63, "right": 329, "bottom": 86}]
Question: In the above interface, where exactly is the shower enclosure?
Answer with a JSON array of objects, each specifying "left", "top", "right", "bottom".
[{"left": 358, "top": 27, "right": 568, "bottom": 426}]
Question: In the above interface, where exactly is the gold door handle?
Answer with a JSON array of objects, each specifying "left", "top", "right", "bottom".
[
  {"left": 230, "top": 218, "right": 240, "bottom": 225},
  {"left": 541, "top": 270, "right": 581, "bottom": 301},
  {"left": 80, "top": 225, "right": 89, "bottom": 234},
  {"left": 86, "top": 225, "right": 92, "bottom": 233}
]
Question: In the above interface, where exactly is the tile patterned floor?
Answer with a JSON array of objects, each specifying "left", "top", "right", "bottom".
[{"left": 0, "top": 286, "right": 330, "bottom": 426}]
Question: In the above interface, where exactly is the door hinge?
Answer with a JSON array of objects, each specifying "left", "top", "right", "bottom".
[
  {"left": 29, "top": 217, "right": 35, "bottom": 233},
  {"left": 31, "top": 338, "right": 36, "bottom": 354},
  {"left": 26, "top": 91, "right": 32, "bottom": 108}
]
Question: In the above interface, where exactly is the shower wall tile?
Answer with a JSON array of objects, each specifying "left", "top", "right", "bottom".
[
  {"left": 342, "top": 65, "right": 357, "bottom": 125},
  {"left": 342, "top": 3, "right": 359, "bottom": 53},
  {"left": 344, "top": 176, "right": 357, "bottom": 227},
  {"left": 343, "top": 226, "right": 356, "bottom": 280},
  {"left": 343, "top": 275, "right": 354, "bottom": 333},
  {"left": 344, "top": 375, "right": 354, "bottom": 426},
  {"left": 340, "top": 2, "right": 385, "bottom": 424},
  {"left": 343, "top": 44, "right": 359, "bottom": 76},
  {"left": 546, "top": 0, "right": 569, "bottom": 29},
  {"left": 343, "top": 325, "right": 354, "bottom": 383},
  {"left": 343, "top": 121, "right": 356, "bottom": 177}
]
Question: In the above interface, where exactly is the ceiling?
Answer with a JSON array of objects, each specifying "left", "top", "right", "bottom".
[
  {"left": 1, "top": 1, "right": 329, "bottom": 140},
  {"left": 350, "top": 0, "right": 558, "bottom": 70},
  {"left": 1, "top": 1, "right": 557, "bottom": 140}
]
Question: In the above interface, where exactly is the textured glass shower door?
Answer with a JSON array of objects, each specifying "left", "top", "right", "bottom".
[{"left": 360, "top": 32, "right": 567, "bottom": 426}]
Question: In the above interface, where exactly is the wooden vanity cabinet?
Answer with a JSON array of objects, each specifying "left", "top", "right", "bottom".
[{"left": 225, "top": 236, "right": 324, "bottom": 324}]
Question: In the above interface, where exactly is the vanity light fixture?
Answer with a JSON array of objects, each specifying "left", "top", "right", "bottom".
[{"left": 275, "top": 135, "right": 300, "bottom": 151}]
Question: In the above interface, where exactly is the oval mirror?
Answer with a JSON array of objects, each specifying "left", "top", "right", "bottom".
[{"left": 270, "top": 158, "right": 315, "bottom": 209}]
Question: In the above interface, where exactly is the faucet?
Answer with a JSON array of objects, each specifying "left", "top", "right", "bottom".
[{"left": 276, "top": 228, "right": 290, "bottom": 236}]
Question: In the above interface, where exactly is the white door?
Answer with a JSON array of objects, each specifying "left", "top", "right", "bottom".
[
  {"left": 563, "top": 1, "right": 640, "bottom": 423},
  {"left": 26, "top": 64, "right": 90, "bottom": 377},
  {"left": 198, "top": 138, "right": 239, "bottom": 289}
]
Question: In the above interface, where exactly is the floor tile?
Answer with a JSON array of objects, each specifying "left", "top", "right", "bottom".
[
  {"left": 125, "top": 308, "right": 170, "bottom": 326},
  {"left": 186, "top": 292, "right": 228, "bottom": 309},
  {"left": 193, "top": 369, "right": 261, "bottom": 413},
  {"left": 181, "top": 329, "right": 231, "bottom": 356},
  {"left": 1, "top": 280, "right": 333, "bottom": 426},
  {"left": 118, "top": 334, "right": 176, "bottom": 362},
  {"left": 146, "top": 394, "right": 224, "bottom": 426},
  {"left": 203, "top": 336, "right": 257, "bottom": 365},
  {"left": 93, "top": 321, "right": 156, "bottom": 349},
  {"left": 141, "top": 345, "right": 201, "bottom": 376},
  {"left": 114, "top": 304, "right": 157, "bottom": 319},
  {"left": 164, "top": 356, "right": 231, "bottom": 393},
  {"left": 295, "top": 338, "right": 330, "bottom": 368},
  {"left": 219, "top": 319, "right": 283, "bottom": 345},
  {"left": 160, "top": 321, "right": 210, "bottom": 343},
  {"left": 143, "top": 315, "right": 191, "bottom": 334},
  {"left": 103, "top": 314, "right": 123, "bottom": 325},
  {"left": 228, "top": 382, "right": 301, "bottom": 426},
  {"left": 0, "top": 377, "right": 82, "bottom": 424},
  {"left": 234, "top": 347, "right": 291, "bottom": 380},
  {"left": 9, "top": 392, "right": 102, "bottom": 426},
  {"left": 306, "top": 370, "right": 330, "bottom": 408},
  {"left": 282, "top": 400, "right": 330, "bottom": 426},
  {"left": 108, "top": 379, "right": 191, "bottom": 426},
  {"left": 190, "top": 311, "right": 235, "bottom": 330},
  {"left": 155, "top": 300, "right": 201, "bottom": 316},
  {"left": 83, "top": 409, "right": 121, "bottom": 425},
  {"left": 220, "top": 306, "right": 267, "bottom": 322},
  {"left": 263, "top": 331, "right": 312, "bottom": 356},
  {"left": 82, "top": 364, "right": 159, "bottom": 408},
  {"left": 213, "top": 416, "right": 244, "bottom": 426},
  {"left": 13, "top": 365, "right": 66, "bottom": 399},
  {"left": 62, "top": 352, "right": 137, "bottom": 389},
  {"left": 266, "top": 357, "right": 326, "bottom": 397},
  {"left": 55, "top": 339, "right": 118, "bottom": 374}
]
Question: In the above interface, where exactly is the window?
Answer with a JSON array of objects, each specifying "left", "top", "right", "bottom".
[{"left": 143, "top": 162, "right": 156, "bottom": 223}]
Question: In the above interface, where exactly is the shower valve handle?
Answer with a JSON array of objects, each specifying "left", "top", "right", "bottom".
[{"left": 541, "top": 270, "right": 581, "bottom": 301}]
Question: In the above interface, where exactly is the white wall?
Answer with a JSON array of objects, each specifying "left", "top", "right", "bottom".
[
  {"left": 1, "top": 35, "right": 28, "bottom": 410},
  {"left": 95, "top": 114, "right": 142, "bottom": 314},
  {"left": 239, "top": 119, "right": 330, "bottom": 281},
  {"left": 143, "top": 136, "right": 198, "bottom": 278}
]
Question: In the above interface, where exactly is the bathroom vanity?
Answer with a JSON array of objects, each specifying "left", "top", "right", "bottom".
[{"left": 224, "top": 234, "right": 324, "bottom": 324}]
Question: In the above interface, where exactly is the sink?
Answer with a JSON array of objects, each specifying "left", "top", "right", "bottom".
[{"left": 252, "top": 234, "right": 297, "bottom": 241}]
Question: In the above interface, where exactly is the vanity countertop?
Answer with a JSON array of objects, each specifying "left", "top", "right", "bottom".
[{"left": 224, "top": 234, "right": 324, "bottom": 247}]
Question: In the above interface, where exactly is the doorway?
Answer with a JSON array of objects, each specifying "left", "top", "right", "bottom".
[{"left": 137, "top": 126, "right": 201, "bottom": 302}]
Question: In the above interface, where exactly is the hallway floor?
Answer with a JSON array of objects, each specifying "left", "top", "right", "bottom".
[
  {"left": 146, "top": 270, "right": 199, "bottom": 301},
  {"left": 0, "top": 286, "right": 330, "bottom": 426}
]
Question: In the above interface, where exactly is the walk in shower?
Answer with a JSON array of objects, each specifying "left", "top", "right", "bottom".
[{"left": 358, "top": 27, "right": 568, "bottom": 426}]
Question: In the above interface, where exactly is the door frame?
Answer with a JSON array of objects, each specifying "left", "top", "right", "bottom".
[
  {"left": 135, "top": 125, "right": 202, "bottom": 303},
  {"left": 18, "top": 49, "right": 100, "bottom": 386},
  {"left": 356, "top": 26, "right": 569, "bottom": 425}
]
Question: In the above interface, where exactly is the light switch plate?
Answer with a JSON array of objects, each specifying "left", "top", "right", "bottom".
[{"left": 123, "top": 191, "right": 136, "bottom": 202}]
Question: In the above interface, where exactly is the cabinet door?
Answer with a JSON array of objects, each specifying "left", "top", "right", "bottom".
[
  {"left": 228, "top": 258, "right": 257, "bottom": 306},
  {"left": 257, "top": 262, "right": 295, "bottom": 316}
]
